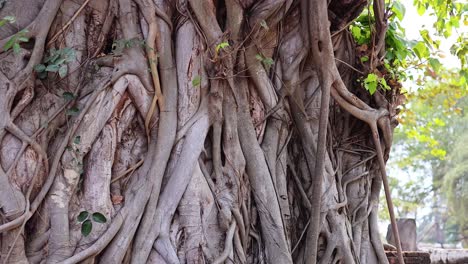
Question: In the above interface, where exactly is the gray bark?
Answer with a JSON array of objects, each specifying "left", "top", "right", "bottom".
[{"left": 0, "top": 0, "right": 402, "bottom": 263}]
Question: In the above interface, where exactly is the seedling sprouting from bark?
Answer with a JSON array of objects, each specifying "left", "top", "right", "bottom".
[{"left": 77, "top": 211, "right": 107, "bottom": 237}]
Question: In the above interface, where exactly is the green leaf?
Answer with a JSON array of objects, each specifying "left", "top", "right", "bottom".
[
  {"left": 428, "top": 58, "right": 442, "bottom": 73},
  {"left": 255, "top": 53, "right": 274, "bottom": 70},
  {"left": 34, "top": 64, "right": 46, "bottom": 72},
  {"left": 351, "top": 26, "right": 362, "bottom": 40},
  {"left": 364, "top": 73, "right": 378, "bottom": 95},
  {"left": 46, "top": 64, "right": 60, "bottom": 72},
  {"left": 433, "top": 118, "right": 445, "bottom": 127},
  {"left": 74, "top": 136, "right": 81, "bottom": 144},
  {"left": 449, "top": 16, "right": 459, "bottom": 29},
  {"left": 416, "top": 2, "right": 426, "bottom": 16},
  {"left": 17, "top": 37, "right": 28, "bottom": 43},
  {"left": 44, "top": 52, "right": 59, "bottom": 64},
  {"left": 67, "top": 106, "right": 80, "bottom": 116},
  {"left": 55, "top": 58, "right": 67, "bottom": 65},
  {"left": 59, "top": 65, "right": 68, "bottom": 78},
  {"left": 215, "top": 41, "right": 230, "bottom": 53},
  {"left": 430, "top": 148, "right": 446, "bottom": 158},
  {"left": 379, "top": 78, "right": 390, "bottom": 90},
  {"left": 77, "top": 211, "right": 89, "bottom": 222},
  {"left": 262, "top": 57, "right": 274, "bottom": 68},
  {"left": 81, "top": 219, "right": 92, "bottom": 237},
  {"left": 3, "top": 16, "right": 16, "bottom": 23},
  {"left": 413, "top": 41, "right": 429, "bottom": 59},
  {"left": 13, "top": 43, "right": 20, "bottom": 54},
  {"left": 443, "top": 21, "right": 452, "bottom": 38},
  {"left": 360, "top": 56, "right": 369, "bottom": 63},
  {"left": 366, "top": 73, "right": 377, "bottom": 82},
  {"left": 192, "top": 76, "right": 201, "bottom": 87},
  {"left": 92, "top": 212, "right": 107, "bottom": 223},
  {"left": 38, "top": 71, "right": 47, "bottom": 79},
  {"left": 392, "top": 1, "right": 406, "bottom": 21},
  {"left": 63, "top": 92, "right": 75, "bottom": 101},
  {"left": 0, "top": 16, "right": 15, "bottom": 27},
  {"left": 420, "top": 29, "right": 436, "bottom": 48},
  {"left": 62, "top": 48, "right": 76, "bottom": 62},
  {"left": 3, "top": 36, "right": 15, "bottom": 51}
]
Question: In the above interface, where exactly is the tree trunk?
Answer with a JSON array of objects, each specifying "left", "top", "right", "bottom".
[{"left": 0, "top": 0, "right": 402, "bottom": 263}]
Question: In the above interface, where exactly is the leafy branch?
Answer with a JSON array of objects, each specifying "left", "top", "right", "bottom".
[{"left": 34, "top": 47, "right": 76, "bottom": 79}]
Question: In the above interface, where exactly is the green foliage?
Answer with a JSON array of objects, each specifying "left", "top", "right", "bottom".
[
  {"left": 395, "top": 70, "right": 467, "bottom": 169},
  {"left": 81, "top": 220, "right": 92, "bottom": 237},
  {"left": 76, "top": 210, "right": 107, "bottom": 237},
  {"left": 350, "top": 9, "right": 372, "bottom": 46},
  {"left": 361, "top": 73, "right": 390, "bottom": 95},
  {"left": 192, "top": 75, "right": 201, "bottom": 87},
  {"left": 442, "top": 133, "right": 468, "bottom": 245},
  {"left": 379, "top": 175, "right": 432, "bottom": 221},
  {"left": 413, "top": 0, "right": 466, "bottom": 39},
  {"left": 0, "top": 15, "right": 16, "bottom": 27},
  {"left": 215, "top": 41, "right": 230, "bottom": 54},
  {"left": 3, "top": 29, "right": 29, "bottom": 54},
  {"left": 351, "top": 0, "right": 466, "bottom": 97},
  {"left": 391, "top": 1, "right": 406, "bottom": 21},
  {"left": 255, "top": 53, "right": 274, "bottom": 71},
  {"left": 384, "top": 19, "right": 413, "bottom": 72},
  {"left": 451, "top": 33, "right": 468, "bottom": 69},
  {"left": 77, "top": 211, "right": 89, "bottom": 222},
  {"left": 413, "top": 41, "right": 430, "bottom": 60},
  {"left": 412, "top": 0, "right": 467, "bottom": 68},
  {"left": 111, "top": 38, "right": 146, "bottom": 55},
  {"left": 0, "top": 16, "right": 28, "bottom": 54},
  {"left": 391, "top": 68, "right": 468, "bottom": 245},
  {"left": 62, "top": 92, "right": 76, "bottom": 101},
  {"left": 92, "top": 212, "right": 107, "bottom": 223},
  {"left": 35, "top": 48, "right": 76, "bottom": 79},
  {"left": 350, "top": 1, "right": 416, "bottom": 94},
  {"left": 66, "top": 106, "right": 80, "bottom": 116}
]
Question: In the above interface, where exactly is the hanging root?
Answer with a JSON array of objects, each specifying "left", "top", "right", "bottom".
[{"left": 212, "top": 219, "right": 237, "bottom": 264}]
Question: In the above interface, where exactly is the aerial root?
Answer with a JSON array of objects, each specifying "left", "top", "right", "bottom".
[
  {"left": 234, "top": 227, "right": 247, "bottom": 263},
  {"left": 329, "top": 76, "right": 402, "bottom": 264},
  {"left": 134, "top": 0, "right": 165, "bottom": 143},
  {"left": 133, "top": 114, "right": 210, "bottom": 263},
  {"left": 10, "top": 86, "right": 34, "bottom": 120},
  {"left": 212, "top": 219, "right": 237, "bottom": 264},
  {"left": 0, "top": 82, "right": 110, "bottom": 234}
]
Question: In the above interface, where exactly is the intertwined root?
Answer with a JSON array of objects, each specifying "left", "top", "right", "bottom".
[{"left": 0, "top": 0, "right": 403, "bottom": 263}]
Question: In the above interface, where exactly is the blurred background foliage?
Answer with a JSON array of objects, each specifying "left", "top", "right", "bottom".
[{"left": 374, "top": 0, "right": 467, "bottom": 247}]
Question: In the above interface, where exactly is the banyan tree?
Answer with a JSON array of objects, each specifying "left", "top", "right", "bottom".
[{"left": 0, "top": 0, "right": 405, "bottom": 263}]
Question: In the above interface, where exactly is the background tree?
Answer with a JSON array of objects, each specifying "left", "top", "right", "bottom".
[
  {"left": 0, "top": 0, "right": 460, "bottom": 263},
  {"left": 389, "top": 74, "right": 467, "bottom": 247},
  {"left": 377, "top": 0, "right": 467, "bottom": 249}
]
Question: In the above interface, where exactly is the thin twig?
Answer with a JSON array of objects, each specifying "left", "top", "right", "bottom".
[
  {"left": 47, "top": 0, "right": 91, "bottom": 47},
  {"left": 335, "top": 58, "right": 364, "bottom": 74}
]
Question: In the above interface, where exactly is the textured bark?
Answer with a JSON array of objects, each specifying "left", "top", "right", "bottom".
[{"left": 0, "top": 0, "right": 403, "bottom": 263}]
